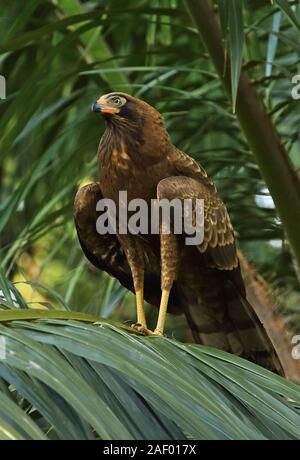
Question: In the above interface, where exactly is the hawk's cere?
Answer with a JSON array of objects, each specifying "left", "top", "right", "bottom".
[{"left": 74, "top": 92, "right": 283, "bottom": 374}]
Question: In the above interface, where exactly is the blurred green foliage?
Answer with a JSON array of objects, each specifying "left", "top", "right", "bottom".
[{"left": 0, "top": 0, "right": 299, "bottom": 334}]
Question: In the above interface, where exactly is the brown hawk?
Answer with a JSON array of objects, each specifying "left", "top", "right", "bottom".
[{"left": 74, "top": 92, "right": 283, "bottom": 374}]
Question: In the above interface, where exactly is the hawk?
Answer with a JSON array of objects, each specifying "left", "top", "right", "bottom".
[{"left": 74, "top": 92, "right": 283, "bottom": 374}]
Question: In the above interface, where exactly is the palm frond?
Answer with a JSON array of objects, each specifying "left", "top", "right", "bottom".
[{"left": 0, "top": 312, "right": 299, "bottom": 440}]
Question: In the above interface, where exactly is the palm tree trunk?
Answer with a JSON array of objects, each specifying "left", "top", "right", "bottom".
[
  {"left": 185, "top": 0, "right": 300, "bottom": 271},
  {"left": 239, "top": 252, "right": 300, "bottom": 383}
]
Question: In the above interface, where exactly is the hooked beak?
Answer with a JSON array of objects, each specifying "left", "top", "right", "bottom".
[
  {"left": 91, "top": 97, "right": 119, "bottom": 114},
  {"left": 91, "top": 102, "right": 102, "bottom": 113}
]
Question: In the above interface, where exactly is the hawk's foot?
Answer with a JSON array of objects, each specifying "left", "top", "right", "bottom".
[
  {"left": 153, "top": 328, "right": 163, "bottom": 336},
  {"left": 131, "top": 323, "right": 155, "bottom": 336}
]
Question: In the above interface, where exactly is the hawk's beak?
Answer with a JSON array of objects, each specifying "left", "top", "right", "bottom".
[
  {"left": 91, "top": 102, "right": 102, "bottom": 113},
  {"left": 91, "top": 98, "right": 119, "bottom": 114}
]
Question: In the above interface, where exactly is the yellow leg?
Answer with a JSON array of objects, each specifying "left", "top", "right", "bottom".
[
  {"left": 154, "top": 289, "right": 170, "bottom": 336},
  {"left": 131, "top": 288, "right": 155, "bottom": 335},
  {"left": 136, "top": 288, "right": 147, "bottom": 327}
]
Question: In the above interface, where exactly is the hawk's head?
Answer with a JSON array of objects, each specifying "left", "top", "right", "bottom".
[
  {"left": 92, "top": 92, "right": 170, "bottom": 158},
  {"left": 91, "top": 92, "right": 163, "bottom": 126},
  {"left": 92, "top": 92, "right": 128, "bottom": 116}
]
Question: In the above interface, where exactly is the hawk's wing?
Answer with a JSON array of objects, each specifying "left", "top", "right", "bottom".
[
  {"left": 160, "top": 149, "right": 283, "bottom": 374},
  {"left": 171, "top": 148, "right": 238, "bottom": 270},
  {"left": 74, "top": 183, "right": 132, "bottom": 286},
  {"left": 74, "top": 182, "right": 181, "bottom": 312}
]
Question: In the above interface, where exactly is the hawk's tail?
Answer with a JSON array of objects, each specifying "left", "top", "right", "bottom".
[{"left": 182, "top": 275, "right": 284, "bottom": 375}]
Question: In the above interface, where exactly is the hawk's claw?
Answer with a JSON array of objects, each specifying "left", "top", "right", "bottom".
[
  {"left": 131, "top": 323, "right": 164, "bottom": 336},
  {"left": 131, "top": 323, "right": 152, "bottom": 335},
  {"left": 153, "top": 328, "right": 163, "bottom": 336},
  {"left": 130, "top": 323, "right": 164, "bottom": 336}
]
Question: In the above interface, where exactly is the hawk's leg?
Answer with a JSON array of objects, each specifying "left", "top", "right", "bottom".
[
  {"left": 154, "top": 178, "right": 183, "bottom": 336},
  {"left": 154, "top": 231, "right": 179, "bottom": 336},
  {"left": 117, "top": 235, "right": 152, "bottom": 335}
]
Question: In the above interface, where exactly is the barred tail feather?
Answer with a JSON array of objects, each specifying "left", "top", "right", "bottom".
[
  {"left": 182, "top": 277, "right": 284, "bottom": 375},
  {"left": 224, "top": 280, "right": 284, "bottom": 375}
]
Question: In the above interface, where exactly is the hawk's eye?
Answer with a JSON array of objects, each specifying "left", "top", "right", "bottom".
[{"left": 112, "top": 96, "right": 122, "bottom": 106}]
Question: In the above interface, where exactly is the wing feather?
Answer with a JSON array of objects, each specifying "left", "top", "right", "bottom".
[{"left": 166, "top": 148, "right": 238, "bottom": 270}]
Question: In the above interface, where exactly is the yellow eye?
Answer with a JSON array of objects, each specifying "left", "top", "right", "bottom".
[{"left": 112, "top": 96, "right": 122, "bottom": 106}]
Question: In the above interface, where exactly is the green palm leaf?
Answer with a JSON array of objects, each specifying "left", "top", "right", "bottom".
[
  {"left": 1, "top": 0, "right": 300, "bottom": 441},
  {"left": 0, "top": 311, "right": 299, "bottom": 440}
]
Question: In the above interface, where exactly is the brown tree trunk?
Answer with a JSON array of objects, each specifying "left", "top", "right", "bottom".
[
  {"left": 185, "top": 0, "right": 300, "bottom": 272},
  {"left": 239, "top": 252, "right": 300, "bottom": 383}
]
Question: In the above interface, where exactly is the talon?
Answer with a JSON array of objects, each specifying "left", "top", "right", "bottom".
[
  {"left": 131, "top": 322, "right": 143, "bottom": 331},
  {"left": 153, "top": 328, "right": 163, "bottom": 336},
  {"left": 131, "top": 323, "right": 154, "bottom": 336}
]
